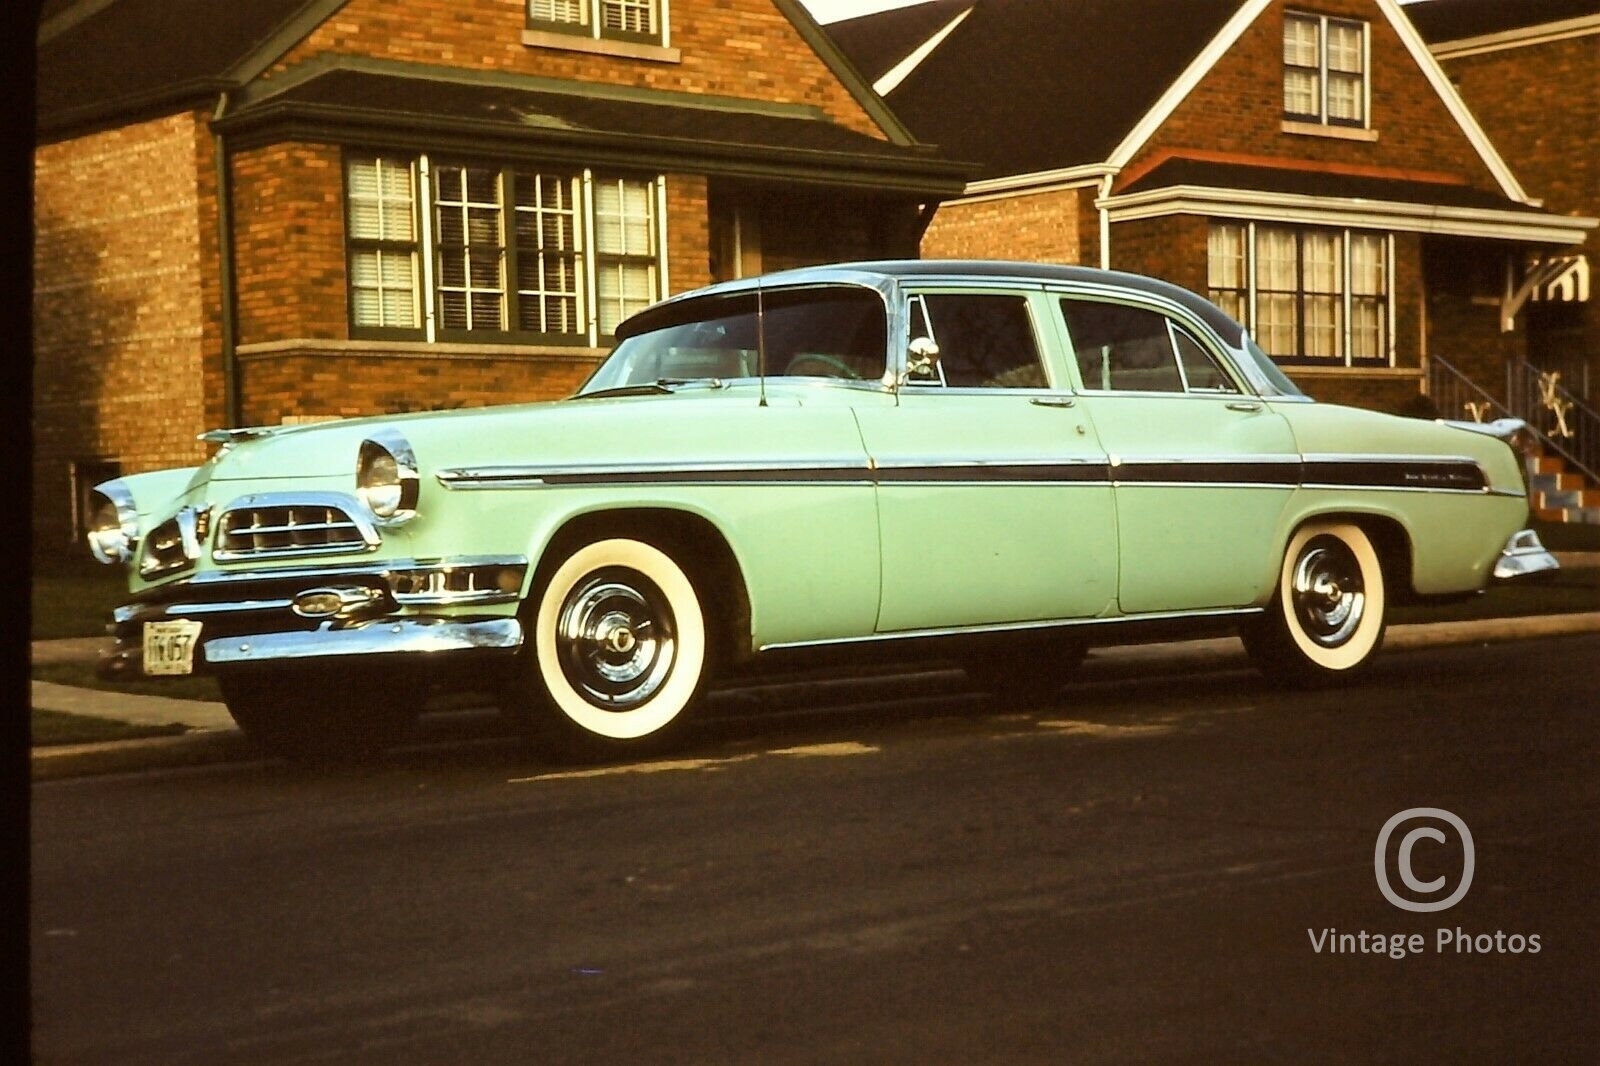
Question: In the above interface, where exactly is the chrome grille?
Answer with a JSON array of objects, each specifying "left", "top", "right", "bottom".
[{"left": 213, "top": 493, "right": 379, "bottom": 562}]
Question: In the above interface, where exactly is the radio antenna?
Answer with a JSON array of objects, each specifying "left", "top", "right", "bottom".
[{"left": 756, "top": 282, "right": 768, "bottom": 408}]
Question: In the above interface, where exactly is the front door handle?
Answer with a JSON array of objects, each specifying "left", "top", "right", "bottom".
[
  {"left": 1226, "top": 401, "right": 1263, "bottom": 412},
  {"left": 1030, "top": 396, "right": 1077, "bottom": 409}
]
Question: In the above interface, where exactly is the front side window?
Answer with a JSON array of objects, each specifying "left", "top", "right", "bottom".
[
  {"left": 579, "top": 285, "right": 888, "bottom": 393},
  {"left": 529, "top": 0, "right": 663, "bottom": 42},
  {"left": 907, "top": 293, "right": 1047, "bottom": 389},
  {"left": 1059, "top": 300, "right": 1237, "bottom": 394},
  {"left": 1209, "top": 222, "right": 1391, "bottom": 366},
  {"left": 344, "top": 155, "right": 662, "bottom": 345},
  {"left": 1284, "top": 12, "right": 1367, "bottom": 126}
]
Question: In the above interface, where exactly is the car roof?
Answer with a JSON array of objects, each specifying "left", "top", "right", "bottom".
[{"left": 625, "top": 260, "right": 1246, "bottom": 346}]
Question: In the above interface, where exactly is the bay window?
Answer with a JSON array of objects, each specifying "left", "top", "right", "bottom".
[
  {"left": 1208, "top": 222, "right": 1392, "bottom": 366},
  {"left": 344, "top": 154, "right": 664, "bottom": 345}
]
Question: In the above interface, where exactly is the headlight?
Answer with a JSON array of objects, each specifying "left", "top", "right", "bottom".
[
  {"left": 356, "top": 429, "right": 419, "bottom": 524},
  {"left": 86, "top": 481, "right": 139, "bottom": 564}
]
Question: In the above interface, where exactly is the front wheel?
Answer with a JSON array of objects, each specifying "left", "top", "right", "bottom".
[
  {"left": 1242, "top": 520, "right": 1386, "bottom": 685},
  {"left": 507, "top": 538, "right": 708, "bottom": 761}
]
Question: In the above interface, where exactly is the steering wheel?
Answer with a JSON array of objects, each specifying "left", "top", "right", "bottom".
[{"left": 783, "top": 353, "right": 862, "bottom": 380}]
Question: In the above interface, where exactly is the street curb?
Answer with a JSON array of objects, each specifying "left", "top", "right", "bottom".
[
  {"left": 32, "top": 611, "right": 1600, "bottom": 780},
  {"left": 31, "top": 729, "right": 258, "bottom": 781}
]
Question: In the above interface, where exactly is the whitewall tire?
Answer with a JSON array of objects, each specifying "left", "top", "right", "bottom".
[
  {"left": 522, "top": 537, "right": 707, "bottom": 755},
  {"left": 1244, "top": 521, "right": 1386, "bottom": 684}
]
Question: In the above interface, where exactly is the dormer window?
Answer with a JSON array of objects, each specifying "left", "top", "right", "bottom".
[
  {"left": 529, "top": 0, "right": 664, "bottom": 44},
  {"left": 1284, "top": 12, "right": 1367, "bottom": 127}
]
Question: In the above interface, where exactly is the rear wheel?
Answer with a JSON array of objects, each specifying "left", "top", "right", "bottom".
[
  {"left": 506, "top": 537, "right": 708, "bottom": 761},
  {"left": 219, "top": 667, "right": 418, "bottom": 760},
  {"left": 1242, "top": 520, "right": 1386, "bottom": 685}
]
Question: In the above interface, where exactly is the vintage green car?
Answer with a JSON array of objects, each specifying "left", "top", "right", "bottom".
[{"left": 88, "top": 261, "right": 1556, "bottom": 759}]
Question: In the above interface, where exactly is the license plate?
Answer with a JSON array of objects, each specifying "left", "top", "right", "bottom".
[{"left": 143, "top": 620, "right": 204, "bottom": 676}]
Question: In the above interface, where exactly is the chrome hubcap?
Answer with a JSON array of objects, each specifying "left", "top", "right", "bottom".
[
  {"left": 1290, "top": 537, "right": 1366, "bottom": 648},
  {"left": 555, "top": 570, "right": 676, "bottom": 710}
]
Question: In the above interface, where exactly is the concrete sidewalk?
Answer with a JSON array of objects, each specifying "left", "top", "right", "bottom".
[{"left": 31, "top": 608, "right": 1600, "bottom": 779}]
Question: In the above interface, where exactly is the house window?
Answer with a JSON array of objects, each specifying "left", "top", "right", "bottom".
[
  {"left": 529, "top": 0, "right": 663, "bottom": 42},
  {"left": 344, "top": 154, "right": 664, "bottom": 345},
  {"left": 1284, "top": 12, "right": 1367, "bottom": 127},
  {"left": 346, "top": 156, "right": 420, "bottom": 332},
  {"left": 1208, "top": 222, "right": 1392, "bottom": 366},
  {"left": 594, "top": 178, "right": 658, "bottom": 335}
]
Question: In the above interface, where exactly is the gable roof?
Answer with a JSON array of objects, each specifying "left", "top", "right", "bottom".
[
  {"left": 1403, "top": 0, "right": 1600, "bottom": 44},
  {"left": 37, "top": 0, "right": 344, "bottom": 136},
  {"left": 36, "top": 0, "right": 921, "bottom": 150},
  {"left": 826, "top": 0, "right": 1542, "bottom": 206},
  {"left": 823, "top": 0, "right": 971, "bottom": 84},
  {"left": 826, "top": 0, "right": 1243, "bottom": 181}
]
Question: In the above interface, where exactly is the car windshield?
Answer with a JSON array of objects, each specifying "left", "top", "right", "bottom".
[{"left": 578, "top": 284, "right": 888, "bottom": 395}]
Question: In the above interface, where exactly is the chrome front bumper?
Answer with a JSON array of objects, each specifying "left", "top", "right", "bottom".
[
  {"left": 105, "top": 555, "right": 530, "bottom": 675},
  {"left": 1493, "top": 529, "right": 1560, "bottom": 581},
  {"left": 202, "top": 616, "right": 523, "bottom": 665}
]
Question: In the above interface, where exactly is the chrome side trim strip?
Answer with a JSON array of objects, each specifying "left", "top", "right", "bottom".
[
  {"left": 437, "top": 459, "right": 874, "bottom": 490},
  {"left": 759, "top": 606, "right": 1265, "bottom": 652},
  {"left": 203, "top": 617, "right": 523, "bottom": 665}
]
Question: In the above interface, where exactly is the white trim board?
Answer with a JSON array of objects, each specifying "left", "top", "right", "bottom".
[
  {"left": 1429, "top": 14, "right": 1600, "bottom": 60},
  {"left": 1098, "top": 184, "right": 1598, "bottom": 245}
]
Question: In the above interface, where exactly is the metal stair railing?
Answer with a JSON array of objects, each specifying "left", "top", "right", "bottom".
[
  {"left": 1427, "top": 355, "right": 1600, "bottom": 485},
  {"left": 1507, "top": 357, "right": 1600, "bottom": 486}
]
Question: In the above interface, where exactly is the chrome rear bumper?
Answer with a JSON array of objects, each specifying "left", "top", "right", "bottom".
[{"left": 1492, "top": 529, "right": 1560, "bottom": 581}]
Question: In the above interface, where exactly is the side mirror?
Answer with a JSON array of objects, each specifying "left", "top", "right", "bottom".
[{"left": 902, "top": 336, "right": 940, "bottom": 385}]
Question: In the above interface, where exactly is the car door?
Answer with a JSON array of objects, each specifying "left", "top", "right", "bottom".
[
  {"left": 1053, "top": 293, "right": 1299, "bottom": 614},
  {"left": 852, "top": 287, "right": 1118, "bottom": 633}
]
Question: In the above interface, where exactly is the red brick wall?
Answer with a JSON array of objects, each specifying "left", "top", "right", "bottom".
[
  {"left": 1109, "top": 214, "right": 1209, "bottom": 293},
  {"left": 922, "top": 186, "right": 1084, "bottom": 263},
  {"left": 238, "top": 351, "right": 601, "bottom": 424},
  {"left": 269, "top": 0, "right": 885, "bottom": 139},
  {"left": 1126, "top": 0, "right": 1506, "bottom": 194},
  {"left": 1438, "top": 33, "right": 1598, "bottom": 398},
  {"left": 666, "top": 172, "right": 712, "bottom": 294},
  {"left": 232, "top": 142, "right": 350, "bottom": 345},
  {"left": 32, "top": 112, "right": 214, "bottom": 551},
  {"left": 759, "top": 190, "right": 922, "bottom": 271}
]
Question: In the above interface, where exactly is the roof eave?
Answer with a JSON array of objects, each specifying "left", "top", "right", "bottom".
[
  {"left": 1099, "top": 184, "right": 1598, "bottom": 245},
  {"left": 212, "top": 99, "right": 974, "bottom": 197},
  {"left": 36, "top": 78, "right": 232, "bottom": 143}
]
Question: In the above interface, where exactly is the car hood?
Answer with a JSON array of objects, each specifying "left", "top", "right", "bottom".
[{"left": 193, "top": 387, "right": 845, "bottom": 486}]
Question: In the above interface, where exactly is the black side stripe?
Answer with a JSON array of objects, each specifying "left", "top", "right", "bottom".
[{"left": 443, "top": 458, "right": 1489, "bottom": 491}]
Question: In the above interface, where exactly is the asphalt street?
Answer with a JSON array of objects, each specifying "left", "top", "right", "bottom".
[{"left": 30, "top": 635, "right": 1600, "bottom": 1063}]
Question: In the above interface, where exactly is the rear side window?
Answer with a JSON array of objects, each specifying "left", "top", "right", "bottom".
[
  {"left": 1059, "top": 299, "right": 1237, "bottom": 394},
  {"left": 908, "top": 292, "right": 1047, "bottom": 388}
]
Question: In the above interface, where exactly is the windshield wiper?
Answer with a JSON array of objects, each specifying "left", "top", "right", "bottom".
[{"left": 574, "top": 378, "right": 725, "bottom": 400}]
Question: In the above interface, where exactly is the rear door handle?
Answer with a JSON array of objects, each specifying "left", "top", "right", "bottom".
[
  {"left": 1226, "top": 401, "right": 1263, "bottom": 412},
  {"left": 1030, "top": 396, "right": 1077, "bottom": 409}
]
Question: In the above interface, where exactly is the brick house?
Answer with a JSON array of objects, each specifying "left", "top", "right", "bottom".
[
  {"left": 1406, "top": 0, "right": 1598, "bottom": 395},
  {"left": 33, "top": 0, "right": 967, "bottom": 553},
  {"left": 825, "top": 0, "right": 1596, "bottom": 419}
]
